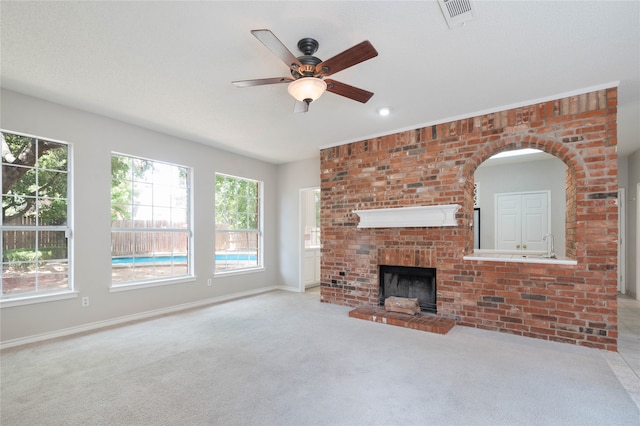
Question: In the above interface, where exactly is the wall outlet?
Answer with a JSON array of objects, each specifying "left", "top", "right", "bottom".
[
  {"left": 207, "top": 278, "right": 212, "bottom": 287},
  {"left": 81, "top": 297, "right": 90, "bottom": 307}
]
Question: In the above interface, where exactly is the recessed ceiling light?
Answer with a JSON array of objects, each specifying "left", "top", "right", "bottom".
[{"left": 377, "top": 107, "right": 391, "bottom": 117}]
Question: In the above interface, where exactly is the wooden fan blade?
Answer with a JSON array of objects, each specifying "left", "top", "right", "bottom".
[
  {"left": 316, "top": 41, "right": 378, "bottom": 76},
  {"left": 251, "top": 29, "right": 303, "bottom": 70},
  {"left": 232, "top": 77, "right": 293, "bottom": 87},
  {"left": 325, "top": 79, "right": 374, "bottom": 103}
]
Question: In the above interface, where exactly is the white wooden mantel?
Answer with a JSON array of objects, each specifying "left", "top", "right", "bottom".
[{"left": 353, "top": 204, "right": 461, "bottom": 228}]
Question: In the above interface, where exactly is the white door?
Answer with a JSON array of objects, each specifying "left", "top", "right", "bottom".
[
  {"left": 496, "top": 195, "right": 521, "bottom": 250},
  {"left": 301, "top": 188, "right": 321, "bottom": 289},
  {"left": 522, "top": 193, "right": 549, "bottom": 251},
  {"left": 496, "top": 191, "right": 549, "bottom": 251},
  {"left": 302, "top": 249, "right": 320, "bottom": 285}
]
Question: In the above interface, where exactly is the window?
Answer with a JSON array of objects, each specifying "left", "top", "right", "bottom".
[
  {"left": 215, "top": 174, "right": 262, "bottom": 273},
  {"left": 1, "top": 130, "right": 71, "bottom": 300},
  {"left": 304, "top": 188, "right": 321, "bottom": 248},
  {"left": 111, "top": 153, "right": 192, "bottom": 286}
]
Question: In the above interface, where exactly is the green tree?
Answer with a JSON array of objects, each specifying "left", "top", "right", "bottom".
[
  {"left": 110, "top": 155, "right": 133, "bottom": 220},
  {"left": 110, "top": 154, "right": 158, "bottom": 221},
  {"left": 215, "top": 175, "right": 258, "bottom": 229},
  {"left": 2, "top": 132, "right": 68, "bottom": 225},
  {"left": 2, "top": 133, "right": 137, "bottom": 224}
]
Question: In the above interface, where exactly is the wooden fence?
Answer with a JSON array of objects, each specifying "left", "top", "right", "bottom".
[
  {"left": 3, "top": 217, "right": 67, "bottom": 252},
  {"left": 111, "top": 220, "right": 188, "bottom": 256},
  {"left": 3, "top": 219, "right": 254, "bottom": 256}
]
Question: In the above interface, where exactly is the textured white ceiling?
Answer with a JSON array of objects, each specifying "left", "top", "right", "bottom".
[{"left": 1, "top": 1, "right": 638, "bottom": 164}]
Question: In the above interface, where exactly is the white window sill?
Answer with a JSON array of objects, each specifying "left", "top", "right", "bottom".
[
  {"left": 463, "top": 250, "right": 577, "bottom": 265},
  {"left": 0, "top": 291, "right": 79, "bottom": 308},
  {"left": 214, "top": 267, "right": 265, "bottom": 278},
  {"left": 110, "top": 276, "right": 196, "bottom": 292}
]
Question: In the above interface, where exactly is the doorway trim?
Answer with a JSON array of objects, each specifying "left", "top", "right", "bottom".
[
  {"left": 618, "top": 188, "right": 626, "bottom": 294},
  {"left": 637, "top": 183, "right": 640, "bottom": 300},
  {"left": 298, "top": 186, "right": 320, "bottom": 292}
]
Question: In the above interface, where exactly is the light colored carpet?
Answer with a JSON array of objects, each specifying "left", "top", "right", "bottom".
[{"left": 1, "top": 289, "right": 639, "bottom": 425}]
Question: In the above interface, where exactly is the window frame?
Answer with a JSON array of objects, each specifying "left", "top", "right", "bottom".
[
  {"left": 214, "top": 173, "right": 264, "bottom": 276},
  {"left": 110, "top": 152, "right": 194, "bottom": 289},
  {"left": 1, "top": 129, "right": 74, "bottom": 306}
]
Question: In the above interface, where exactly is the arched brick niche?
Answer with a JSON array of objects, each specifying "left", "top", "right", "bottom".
[
  {"left": 320, "top": 87, "right": 618, "bottom": 350},
  {"left": 461, "top": 137, "right": 583, "bottom": 259}
]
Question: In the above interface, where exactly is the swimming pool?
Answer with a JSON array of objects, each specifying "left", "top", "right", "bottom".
[
  {"left": 112, "top": 256, "right": 187, "bottom": 265},
  {"left": 112, "top": 254, "right": 257, "bottom": 264}
]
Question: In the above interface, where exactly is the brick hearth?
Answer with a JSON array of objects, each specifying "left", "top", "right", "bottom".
[{"left": 349, "top": 306, "right": 455, "bottom": 335}]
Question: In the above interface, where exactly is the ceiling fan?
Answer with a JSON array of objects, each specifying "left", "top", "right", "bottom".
[{"left": 232, "top": 29, "right": 378, "bottom": 112}]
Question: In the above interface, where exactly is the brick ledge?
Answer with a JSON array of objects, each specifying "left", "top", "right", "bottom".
[{"left": 349, "top": 305, "right": 455, "bottom": 335}]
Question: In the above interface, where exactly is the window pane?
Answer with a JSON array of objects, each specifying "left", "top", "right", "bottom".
[
  {"left": 111, "top": 231, "right": 133, "bottom": 259},
  {"left": 111, "top": 233, "right": 189, "bottom": 284},
  {"left": 215, "top": 173, "right": 261, "bottom": 273},
  {"left": 2, "top": 263, "right": 37, "bottom": 296},
  {"left": 111, "top": 153, "right": 191, "bottom": 285},
  {"left": 133, "top": 158, "right": 153, "bottom": 182},
  {"left": 133, "top": 231, "right": 151, "bottom": 255},
  {"left": 38, "top": 198, "right": 68, "bottom": 226},
  {"left": 2, "top": 195, "right": 32, "bottom": 226},
  {"left": 175, "top": 169, "right": 188, "bottom": 188},
  {"left": 36, "top": 140, "right": 68, "bottom": 172},
  {"left": 171, "top": 208, "right": 188, "bottom": 228},
  {"left": 153, "top": 184, "right": 171, "bottom": 207},
  {"left": 172, "top": 191, "right": 187, "bottom": 209},
  {"left": 215, "top": 231, "right": 258, "bottom": 271},
  {"left": 38, "top": 170, "right": 68, "bottom": 198},
  {"left": 112, "top": 263, "right": 135, "bottom": 284},
  {"left": 3, "top": 230, "right": 36, "bottom": 259},
  {"left": 38, "top": 260, "right": 69, "bottom": 293},
  {"left": 152, "top": 206, "right": 171, "bottom": 228},
  {"left": 111, "top": 203, "right": 132, "bottom": 222},
  {"left": 133, "top": 181, "right": 153, "bottom": 205},
  {"left": 134, "top": 206, "right": 153, "bottom": 228},
  {"left": 4, "top": 167, "right": 36, "bottom": 196},
  {"left": 2, "top": 136, "right": 31, "bottom": 162},
  {"left": 38, "top": 231, "right": 68, "bottom": 258},
  {"left": 2, "top": 229, "right": 69, "bottom": 296}
]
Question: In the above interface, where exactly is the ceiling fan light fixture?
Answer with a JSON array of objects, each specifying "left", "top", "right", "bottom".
[{"left": 287, "top": 77, "right": 327, "bottom": 103}]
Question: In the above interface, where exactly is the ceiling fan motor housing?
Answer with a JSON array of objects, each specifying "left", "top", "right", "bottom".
[{"left": 292, "top": 38, "right": 323, "bottom": 79}]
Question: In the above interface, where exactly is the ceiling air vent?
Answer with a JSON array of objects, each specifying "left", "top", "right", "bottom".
[{"left": 438, "top": 0, "right": 476, "bottom": 29}]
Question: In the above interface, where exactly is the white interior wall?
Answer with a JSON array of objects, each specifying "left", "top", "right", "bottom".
[
  {"left": 0, "top": 89, "right": 281, "bottom": 344},
  {"left": 276, "top": 157, "right": 321, "bottom": 291}
]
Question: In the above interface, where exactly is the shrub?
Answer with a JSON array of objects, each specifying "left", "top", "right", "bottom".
[{"left": 3, "top": 247, "right": 67, "bottom": 263}]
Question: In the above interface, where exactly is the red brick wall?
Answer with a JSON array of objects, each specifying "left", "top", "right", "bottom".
[{"left": 320, "top": 88, "right": 618, "bottom": 350}]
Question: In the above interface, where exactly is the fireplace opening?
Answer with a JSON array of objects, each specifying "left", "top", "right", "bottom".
[{"left": 379, "top": 265, "right": 436, "bottom": 313}]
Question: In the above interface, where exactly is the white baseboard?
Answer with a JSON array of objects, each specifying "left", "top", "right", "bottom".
[
  {"left": 0, "top": 286, "right": 279, "bottom": 350},
  {"left": 276, "top": 285, "right": 303, "bottom": 293}
]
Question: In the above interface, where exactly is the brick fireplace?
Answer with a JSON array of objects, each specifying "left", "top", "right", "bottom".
[
  {"left": 320, "top": 87, "right": 618, "bottom": 351},
  {"left": 379, "top": 264, "right": 437, "bottom": 313}
]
